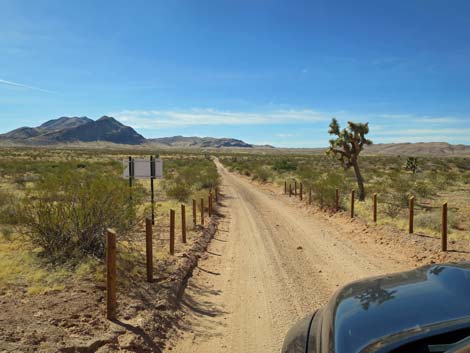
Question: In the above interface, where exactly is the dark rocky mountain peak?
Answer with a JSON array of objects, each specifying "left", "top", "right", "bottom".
[
  {"left": 0, "top": 116, "right": 262, "bottom": 148},
  {"left": 39, "top": 116, "right": 93, "bottom": 131},
  {"left": 0, "top": 116, "right": 145, "bottom": 145}
]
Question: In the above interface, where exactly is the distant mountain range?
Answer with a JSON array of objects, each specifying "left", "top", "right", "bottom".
[
  {"left": 295, "top": 142, "right": 470, "bottom": 156},
  {"left": 364, "top": 142, "right": 470, "bottom": 156},
  {"left": 0, "top": 116, "right": 269, "bottom": 148},
  {"left": 148, "top": 136, "right": 273, "bottom": 148},
  {"left": 1, "top": 116, "right": 145, "bottom": 145},
  {"left": 1, "top": 116, "right": 469, "bottom": 155}
]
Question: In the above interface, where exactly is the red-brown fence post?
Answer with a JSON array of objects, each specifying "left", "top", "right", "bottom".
[
  {"left": 284, "top": 181, "right": 287, "bottom": 194},
  {"left": 145, "top": 218, "right": 153, "bottom": 282},
  {"left": 170, "top": 209, "right": 175, "bottom": 255},
  {"left": 192, "top": 199, "right": 197, "bottom": 226},
  {"left": 299, "top": 183, "right": 303, "bottom": 201},
  {"left": 409, "top": 196, "right": 414, "bottom": 234},
  {"left": 335, "top": 188, "right": 339, "bottom": 211},
  {"left": 308, "top": 188, "right": 312, "bottom": 205},
  {"left": 373, "top": 193, "right": 377, "bottom": 223},
  {"left": 208, "top": 193, "right": 212, "bottom": 217},
  {"left": 106, "top": 229, "right": 117, "bottom": 320},
  {"left": 181, "top": 204, "right": 187, "bottom": 244},
  {"left": 294, "top": 181, "right": 297, "bottom": 196},
  {"left": 442, "top": 202, "right": 448, "bottom": 251},
  {"left": 350, "top": 190, "right": 355, "bottom": 218},
  {"left": 200, "top": 198, "right": 204, "bottom": 226}
]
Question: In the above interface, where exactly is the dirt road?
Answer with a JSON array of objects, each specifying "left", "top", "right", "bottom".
[{"left": 164, "top": 161, "right": 412, "bottom": 353}]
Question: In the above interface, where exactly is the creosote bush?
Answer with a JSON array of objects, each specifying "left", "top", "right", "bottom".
[
  {"left": 166, "top": 183, "right": 192, "bottom": 201},
  {"left": 19, "top": 169, "right": 144, "bottom": 262},
  {"left": 162, "top": 158, "right": 219, "bottom": 202}
]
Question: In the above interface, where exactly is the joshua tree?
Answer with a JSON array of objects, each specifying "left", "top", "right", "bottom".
[
  {"left": 403, "top": 157, "right": 419, "bottom": 174},
  {"left": 327, "top": 118, "right": 372, "bottom": 201}
]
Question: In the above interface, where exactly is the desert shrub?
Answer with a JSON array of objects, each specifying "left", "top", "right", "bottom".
[
  {"left": 166, "top": 183, "right": 192, "bottom": 201},
  {"left": 461, "top": 171, "right": 470, "bottom": 185},
  {"left": 415, "top": 209, "right": 458, "bottom": 233},
  {"left": 311, "top": 171, "right": 346, "bottom": 208},
  {"left": 0, "top": 225, "right": 13, "bottom": 240},
  {"left": 273, "top": 159, "right": 297, "bottom": 172},
  {"left": 252, "top": 167, "right": 272, "bottom": 182},
  {"left": 382, "top": 196, "right": 403, "bottom": 218},
  {"left": 192, "top": 189, "right": 209, "bottom": 211},
  {"left": 162, "top": 158, "right": 219, "bottom": 201},
  {"left": 0, "top": 189, "right": 20, "bottom": 225},
  {"left": 403, "top": 157, "right": 419, "bottom": 174},
  {"left": 18, "top": 169, "right": 143, "bottom": 262}
]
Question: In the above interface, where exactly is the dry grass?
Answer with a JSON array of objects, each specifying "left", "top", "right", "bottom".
[
  {"left": 0, "top": 147, "right": 218, "bottom": 296},
  {"left": 0, "top": 233, "right": 69, "bottom": 295}
]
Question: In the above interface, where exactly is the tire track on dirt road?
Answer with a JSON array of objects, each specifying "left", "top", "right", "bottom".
[{"left": 164, "top": 161, "right": 412, "bottom": 353}]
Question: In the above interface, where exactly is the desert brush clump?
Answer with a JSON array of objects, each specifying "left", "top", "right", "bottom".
[
  {"left": 162, "top": 157, "right": 219, "bottom": 201},
  {"left": 18, "top": 165, "right": 144, "bottom": 262}
]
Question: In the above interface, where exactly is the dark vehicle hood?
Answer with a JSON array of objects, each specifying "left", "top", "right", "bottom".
[{"left": 314, "top": 262, "right": 470, "bottom": 353}]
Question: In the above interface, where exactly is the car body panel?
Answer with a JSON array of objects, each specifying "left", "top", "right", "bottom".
[{"left": 282, "top": 262, "right": 470, "bottom": 353}]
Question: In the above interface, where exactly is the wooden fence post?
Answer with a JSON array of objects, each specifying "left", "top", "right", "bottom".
[
  {"left": 145, "top": 218, "right": 153, "bottom": 282},
  {"left": 106, "top": 229, "right": 117, "bottom": 320},
  {"left": 200, "top": 198, "right": 204, "bottom": 226},
  {"left": 442, "top": 202, "right": 447, "bottom": 251},
  {"left": 409, "top": 196, "right": 414, "bottom": 234},
  {"left": 192, "top": 199, "right": 197, "bottom": 226},
  {"left": 208, "top": 193, "right": 212, "bottom": 217},
  {"left": 284, "top": 181, "right": 287, "bottom": 194},
  {"left": 181, "top": 204, "right": 187, "bottom": 244},
  {"left": 170, "top": 209, "right": 175, "bottom": 255},
  {"left": 335, "top": 188, "right": 339, "bottom": 211},
  {"left": 350, "top": 190, "right": 355, "bottom": 218},
  {"left": 294, "top": 181, "right": 297, "bottom": 196},
  {"left": 308, "top": 188, "right": 312, "bottom": 205},
  {"left": 300, "top": 183, "right": 303, "bottom": 201},
  {"left": 373, "top": 193, "right": 377, "bottom": 223}
]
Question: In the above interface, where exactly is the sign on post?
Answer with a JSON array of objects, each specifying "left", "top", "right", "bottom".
[
  {"left": 123, "top": 158, "right": 163, "bottom": 179},
  {"left": 123, "top": 157, "right": 163, "bottom": 226}
]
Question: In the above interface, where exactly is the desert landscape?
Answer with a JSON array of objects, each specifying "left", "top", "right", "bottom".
[
  {"left": 2, "top": 1, "right": 470, "bottom": 352},
  {"left": 1, "top": 116, "right": 469, "bottom": 352}
]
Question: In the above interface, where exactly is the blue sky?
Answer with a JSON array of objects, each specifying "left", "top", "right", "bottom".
[{"left": 1, "top": 0, "right": 470, "bottom": 147}]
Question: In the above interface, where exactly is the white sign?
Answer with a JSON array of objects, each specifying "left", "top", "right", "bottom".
[{"left": 123, "top": 158, "right": 163, "bottom": 179}]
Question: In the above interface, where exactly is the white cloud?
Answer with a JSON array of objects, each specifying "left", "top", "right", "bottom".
[
  {"left": 413, "top": 117, "right": 463, "bottom": 124},
  {"left": 0, "top": 78, "right": 54, "bottom": 94},
  {"left": 111, "top": 108, "right": 329, "bottom": 129}
]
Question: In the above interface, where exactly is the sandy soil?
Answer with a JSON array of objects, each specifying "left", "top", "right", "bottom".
[
  {"left": 164, "top": 161, "right": 417, "bottom": 353},
  {"left": 0, "top": 216, "right": 219, "bottom": 353}
]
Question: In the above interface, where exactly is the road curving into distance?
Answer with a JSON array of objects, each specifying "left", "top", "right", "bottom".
[{"left": 164, "top": 159, "right": 411, "bottom": 353}]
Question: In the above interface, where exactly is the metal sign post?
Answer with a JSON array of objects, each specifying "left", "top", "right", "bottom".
[
  {"left": 150, "top": 156, "right": 155, "bottom": 225},
  {"left": 128, "top": 156, "right": 134, "bottom": 201},
  {"left": 123, "top": 156, "right": 163, "bottom": 225}
]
